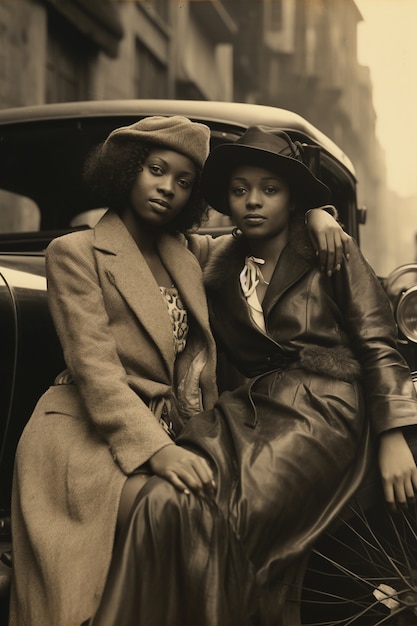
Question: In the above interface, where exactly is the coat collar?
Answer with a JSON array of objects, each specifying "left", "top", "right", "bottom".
[
  {"left": 93, "top": 210, "right": 210, "bottom": 375},
  {"left": 204, "top": 218, "right": 315, "bottom": 318}
]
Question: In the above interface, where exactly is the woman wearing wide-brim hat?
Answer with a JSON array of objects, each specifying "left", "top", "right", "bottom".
[
  {"left": 90, "top": 125, "right": 417, "bottom": 626},
  {"left": 202, "top": 125, "right": 331, "bottom": 213}
]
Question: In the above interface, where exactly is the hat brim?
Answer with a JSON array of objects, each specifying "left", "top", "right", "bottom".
[{"left": 201, "top": 142, "right": 331, "bottom": 215}]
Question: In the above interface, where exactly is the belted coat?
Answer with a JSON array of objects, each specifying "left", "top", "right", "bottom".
[
  {"left": 190, "top": 222, "right": 417, "bottom": 435},
  {"left": 181, "top": 223, "right": 417, "bottom": 623},
  {"left": 10, "top": 210, "right": 218, "bottom": 626},
  {"left": 84, "top": 223, "right": 417, "bottom": 626}
]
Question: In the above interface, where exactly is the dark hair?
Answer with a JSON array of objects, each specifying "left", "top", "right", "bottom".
[{"left": 83, "top": 139, "right": 208, "bottom": 233}]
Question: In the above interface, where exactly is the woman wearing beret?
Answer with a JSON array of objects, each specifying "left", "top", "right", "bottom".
[
  {"left": 9, "top": 117, "right": 344, "bottom": 626},
  {"left": 90, "top": 127, "right": 417, "bottom": 626}
]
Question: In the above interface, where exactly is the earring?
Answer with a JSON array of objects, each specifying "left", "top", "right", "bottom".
[{"left": 232, "top": 227, "right": 242, "bottom": 238}]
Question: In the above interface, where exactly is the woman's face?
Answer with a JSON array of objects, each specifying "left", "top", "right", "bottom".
[
  {"left": 228, "top": 164, "right": 293, "bottom": 241},
  {"left": 123, "top": 148, "right": 196, "bottom": 229}
]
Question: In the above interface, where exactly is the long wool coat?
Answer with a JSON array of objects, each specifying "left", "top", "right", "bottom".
[{"left": 9, "top": 211, "right": 218, "bottom": 626}]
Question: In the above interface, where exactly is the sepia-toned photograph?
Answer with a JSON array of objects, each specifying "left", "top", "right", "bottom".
[{"left": 0, "top": 1, "right": 416, "bottom": 624}]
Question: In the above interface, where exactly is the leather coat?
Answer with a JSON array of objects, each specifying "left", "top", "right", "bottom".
[{"left": 202, "top": 222, "right": 417, "bottom": 437}]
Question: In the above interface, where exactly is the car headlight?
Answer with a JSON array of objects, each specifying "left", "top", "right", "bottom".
[
  {"left": 384, "top": 264, "right": 417, "bottom": 344},
  {"left": 396, "top": 286, "right": 417, "bottom": 343}
]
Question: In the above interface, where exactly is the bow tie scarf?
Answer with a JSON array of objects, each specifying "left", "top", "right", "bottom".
[
  {"left": 239, "top": 256, "right": 267, "bottom": 332},
  {"left": 240, "top": 256, "right": 269, "bottom": 296}
]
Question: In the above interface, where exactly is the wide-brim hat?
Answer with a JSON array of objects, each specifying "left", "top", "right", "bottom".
[
  {"left": 201, "top": 126, "right": 331, "bottom": 214},
  {"left": 102, "top": 115, "right": 210, "bottom": 170}
]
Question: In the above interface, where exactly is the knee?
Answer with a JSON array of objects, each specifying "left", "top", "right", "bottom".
[
  {"left": 117, "top": 474, "right": 151, "bottom": 530},
  {"left": 128, "top": 476, "right": 212, "bottom": 538}
]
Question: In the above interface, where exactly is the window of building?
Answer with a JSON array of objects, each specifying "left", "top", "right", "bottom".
[
  {"left": 134, "top": 39, "right": 168, "bottom": 99},
  {"left": 266, "top": 0, "right": 283, "bottom": 32},
  {"left": 137, "top": 1, "right": 170, "bottom": 26},
  {"left": 46, "top": 9, "right": 92, "bottom": 103}
]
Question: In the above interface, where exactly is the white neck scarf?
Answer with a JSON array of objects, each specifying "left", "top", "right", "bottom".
[{"left": 239, "top": 256, "right": 267, "bottom": 331}]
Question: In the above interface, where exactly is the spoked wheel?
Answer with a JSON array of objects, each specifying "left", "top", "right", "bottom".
[{"left": 300, "top": 499, "right": 417, "bottom": 625}]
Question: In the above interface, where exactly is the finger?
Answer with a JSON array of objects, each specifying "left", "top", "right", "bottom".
[
  {"left": 171, "top": 462, "right": 210, "bottom": 496},
  {"left": 324, "top": 234, "right": 336, "bottom": 276},
  {"left": 165, "top": 471, "right": 191, "bottom": 495},
  {"left": 176, "top": 449, "right": 215, "bottom": 491},
  {"left": 393, "top": 479, "right": 407, "bottom": 508},
  {"left": 332, "top": 233, "right": 344, "bottom": 272},
  {"left": 315, "top": 236, "right": 331, "bottom": 272},
  {"left": 408, "top": 468, "right": 417, "bottom": 503},
  {"left": 404, "top": 475, "right": 416, "bottom": 501},
  {"left": 411, "top": 469, "right": 417, "bottom": 492},
  {"left": 190, "top": 457, "right": 216, "bottom": 495},
  {"left": 342, "top": 234, "right": 351, "bottom": 260},
  {"left": 382, "top": 481, "right": 397, "bottom": 512}
]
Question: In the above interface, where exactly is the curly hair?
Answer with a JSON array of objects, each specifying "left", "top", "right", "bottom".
[{"left": 83, "top": 139, "right": 208, "bottom": 233}]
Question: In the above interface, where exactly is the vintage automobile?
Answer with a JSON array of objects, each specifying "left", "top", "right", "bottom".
[{"left": 0, "top": 99, "right": 416, "bottom": 625}]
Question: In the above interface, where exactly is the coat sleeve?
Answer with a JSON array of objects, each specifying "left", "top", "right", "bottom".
[
  {"left": 185, "top": 233, "right": 233, "bottom": 270},
  {"left": 46, "top": 233, "right": 172, "bottom": 474},
  {"left": 335, "top": 240, "right": 417, "bottom": 436}
]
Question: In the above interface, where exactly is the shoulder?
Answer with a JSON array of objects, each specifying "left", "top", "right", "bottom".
[
  {"left": 47, "top": 228, "right": 94, "bottom": 257},
  {"left": 184, "top": 232, "right": 233, "bottom": 267},
  {"left": 203, "top": 235, "right": 247, "bottom": 289},
  {"left": 46, "top": 229, "right": 96, "bottom": 274}
]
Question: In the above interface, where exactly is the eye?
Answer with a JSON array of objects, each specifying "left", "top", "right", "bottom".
[
  {"left": 149, "top": 164, "right": 163, "bottom": 176},
  {"left": 178, "top": 178, "right": 192, "bottom": 189},
  {"left": 230, "top": 186, "right": 247, "bottom": 196},
  {"left": 264, "top": 185, "right": 278, "bottom": 194}
]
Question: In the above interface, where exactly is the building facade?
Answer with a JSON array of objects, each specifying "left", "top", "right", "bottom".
[{"left": 0, "top": 0, "right": 401, "bottom": 272}]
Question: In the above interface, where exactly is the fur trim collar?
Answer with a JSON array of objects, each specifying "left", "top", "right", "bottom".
[{"left": 204, "top": 217, "right": 316, "bottom": 290}]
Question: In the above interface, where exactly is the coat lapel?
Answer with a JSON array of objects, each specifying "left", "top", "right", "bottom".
[
  {"left": 93, "top": 211, "right": 176, "bottom": 375},
  {"left": 157, "top": 232, "right": 211, "bottom": 334},
  {"left": 262, "top": 244, "right": 312, "bottom": 317}
]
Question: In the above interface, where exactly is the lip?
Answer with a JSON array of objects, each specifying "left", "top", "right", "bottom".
[
  {"left": 243, "top": 214, "right": 266, "bottom": 224},
  {"left": 149, "top": 198, "right": 171, "bottom": 212}
]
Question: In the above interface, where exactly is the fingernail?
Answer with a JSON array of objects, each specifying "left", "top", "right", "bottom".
[
  {"left": 346, "top": 253, "right": 350, "bottom": 260},
  {"left": 327, "top": 270, "right": 332, "bottom": 277},
  {"left": 211, "top": 480, "right": 216, "bottom": 489},
  {"left": 184, "top": 488, "right": 190, "bottom": 496},
  {"left": 336, "top": 264, "right": 341, "bottom": 272}
]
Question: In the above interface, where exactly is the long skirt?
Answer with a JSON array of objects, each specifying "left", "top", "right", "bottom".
[{"left": 91, "top": 368, "right": 369, "bottom": 626}]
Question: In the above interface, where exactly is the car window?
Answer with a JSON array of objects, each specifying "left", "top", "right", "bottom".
[
  {"left": 0, "top": 190, "right": 40, "bottom": 233},
  {"left": 70, "top": 208, "right": 107, "bottom": 228}
]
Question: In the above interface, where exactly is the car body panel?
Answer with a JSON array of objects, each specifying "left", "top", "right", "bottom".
[
  {"left": 0, "top": 100, "right": 358, "bottom": 238},
  {"left": 0, "top": 100, "right": 415, "bottom": 623},
  {"left": 0, "top": 256, "right": 65, "bottom": 511},
  {"left": 0, "top": 99, "right": 386, "bottom": 515}
]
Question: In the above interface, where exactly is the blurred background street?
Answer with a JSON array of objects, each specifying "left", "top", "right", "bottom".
[{"left": 0, "top": 0, "right": 415, "bottom": 277}]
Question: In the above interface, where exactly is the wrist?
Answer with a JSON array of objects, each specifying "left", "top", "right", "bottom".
[
  {"left": 379, "top": 429, "right": 405, "bottom": 444},
  {"left": 304, "top": 205, "right": 338, "bottom": 224}
]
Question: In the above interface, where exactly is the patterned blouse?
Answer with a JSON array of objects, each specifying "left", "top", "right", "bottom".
[{"left": 159, "top": 285, "right": 189, "bottom": 355}]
